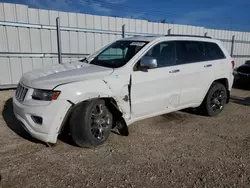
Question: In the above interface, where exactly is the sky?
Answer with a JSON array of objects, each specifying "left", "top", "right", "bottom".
[{"left": 1, "top": 0, "right": 250, "bottom": 31}]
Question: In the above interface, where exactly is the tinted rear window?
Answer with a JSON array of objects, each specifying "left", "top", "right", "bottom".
[
  {"left": 175, "top": 41, "right": 226, "bottom": 64},
  {"left": 203, "top": 42, "right": 225, "bottom": 60}
]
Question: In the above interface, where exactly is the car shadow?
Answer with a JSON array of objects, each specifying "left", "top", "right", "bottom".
[
  {"left": 230, "top": 96, "right": 250, "bottom": 106},
  {"left": 179, "top": 108, "right": 208, "bottom": 117},
  {"left": 57, "top": 123, "right": 76, "bottom": 146},
  {"left": 58, "top": 124, "right": 127, "bottom": 146},
  {"left": 2, "top": 98, "right": 44, "bottom": 144}
]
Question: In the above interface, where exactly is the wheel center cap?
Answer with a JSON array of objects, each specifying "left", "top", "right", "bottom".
[
  {"left": 214, "top": 99, "right": 220, "bottom": 105},
  {"left": 95, "top": 118, "right": 105, "bottom": 125}
]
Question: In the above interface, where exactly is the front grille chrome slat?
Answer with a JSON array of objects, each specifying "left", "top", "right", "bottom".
[
  {"left": 18, "top": 86, "right": 22, "bottom": 99},
  {"left": 18, "top": 85, "right": 23, "bottom": 99},
  {"left": 15, "top": 84, "right": 28, "bottom": 102},
  {"left": 16, "top": 85, "right": 20, "bottom": 99},
  {"left": 20, "top": 87, "right": 25, "bottom": 100}
]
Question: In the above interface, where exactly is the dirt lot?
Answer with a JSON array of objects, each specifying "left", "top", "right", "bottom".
[{"left": 0, "top": 88, "right": 250, "bottom": 188}]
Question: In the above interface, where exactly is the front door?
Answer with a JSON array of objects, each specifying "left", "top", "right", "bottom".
[{"left": 130, "top": 41, "right": 182, "bottom": 119}]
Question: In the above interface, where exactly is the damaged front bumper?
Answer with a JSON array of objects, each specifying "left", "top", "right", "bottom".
[{"left": 13, "top": 95, "right": 72, "bottom": 143}]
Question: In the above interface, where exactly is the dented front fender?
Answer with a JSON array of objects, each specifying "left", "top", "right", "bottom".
[
  {"left": 55, "top": 79, "right": 112, "bottom": 103},
  {"left": 55, "top": 78, "right": 131, "bottom": 120}
]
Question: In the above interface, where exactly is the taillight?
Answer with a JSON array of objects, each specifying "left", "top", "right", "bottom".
[{"left": 231, "top": 61, "right": 235, "bottom": 69}]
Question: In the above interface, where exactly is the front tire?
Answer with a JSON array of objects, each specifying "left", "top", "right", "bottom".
[
  {"left": 200, "top": 82, "right": 227, "bottom": 116},
  {"left": 69, "top": 99, "right": 113, "bottom": 148}
]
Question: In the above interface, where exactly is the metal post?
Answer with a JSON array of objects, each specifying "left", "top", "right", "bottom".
[
  {"left": 56, "top": 17, "right": 62, "bottom": 64},
  {"left": 231, "top": 35, "right": 235, "bottom": 57},
  {"left": 122, "top": 24, "right": 125, "bottom": 38},
  {"left": 167, "top": 29, "right": 171, "bottom": 35},
  {"left": 122, "top": 24, "right": 126, "bottom": 58}
]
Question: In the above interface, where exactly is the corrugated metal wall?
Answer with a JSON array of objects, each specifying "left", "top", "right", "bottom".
[
  {"left": 204, "top": 28, "right": 250, "bottom": 67},
  {"left": 0, "top": 3, "right": 250, "bottom": 88}
]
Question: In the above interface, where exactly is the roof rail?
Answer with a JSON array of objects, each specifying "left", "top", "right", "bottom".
[{"left": 165, "top": 34, "right": 212, "bottom": 39}]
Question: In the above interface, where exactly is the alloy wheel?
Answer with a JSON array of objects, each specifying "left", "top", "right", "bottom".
[
  {"left": 90, "top": 103, "right": 111, "bottom": 140},
  {"left": 210, "top": 89, "right": 226, "bottom": 112}
]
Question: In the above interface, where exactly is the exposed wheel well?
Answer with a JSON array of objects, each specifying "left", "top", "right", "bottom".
[
  {"left": 213, "top": 78, "right": 230, "bottom": 103},
  {"left": 103, "top": 98, "right": 124, "bottom": 128},
  {"left": 59, "top": 97, "right": 124, "bottom": 134}
]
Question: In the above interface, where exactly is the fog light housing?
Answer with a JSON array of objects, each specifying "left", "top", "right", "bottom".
[{"left": 31, "top": 116, "right": 43, "bottom": 125}]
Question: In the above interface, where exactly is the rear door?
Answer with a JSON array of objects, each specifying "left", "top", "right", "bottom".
[
  {"left": 175, "top": 40, "right": 215, "bottom": 107},
  {"left": 203, "top": 42, "right": 228, "bottom": 80}
]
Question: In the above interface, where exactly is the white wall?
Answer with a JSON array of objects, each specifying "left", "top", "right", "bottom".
[{"left": 0, "top": 3, "right": 249, "bottom": 87}]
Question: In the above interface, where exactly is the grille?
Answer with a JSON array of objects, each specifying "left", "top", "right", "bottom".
[{"left": 15, "top": 84, "right": 28, "bottom": 102}]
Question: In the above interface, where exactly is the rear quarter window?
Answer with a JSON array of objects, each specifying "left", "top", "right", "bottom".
[
  {"left": 203, "top": 42, "right": 226, "bottom": 60},
  {"left": 175, "top": 41, "right": 226, "bottom": 64}
]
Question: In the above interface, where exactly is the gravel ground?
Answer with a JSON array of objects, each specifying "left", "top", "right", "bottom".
[{"left": 0, "top": 88, "right": 250, "bottom": 188}]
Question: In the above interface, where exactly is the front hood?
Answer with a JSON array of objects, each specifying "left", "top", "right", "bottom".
[{"left": 21, "top": 61, "right": 114, "bottom": 89}]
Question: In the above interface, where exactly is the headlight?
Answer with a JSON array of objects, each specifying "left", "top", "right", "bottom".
[{"left": 32, "top": 89, "right": 60, "bottom": 101}]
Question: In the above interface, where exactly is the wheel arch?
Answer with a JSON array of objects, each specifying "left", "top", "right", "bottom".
[
  {"left": 212, "top": 78, "right": 230, "bottom": 103},
  {"left": 202, "top": 78, "right": 230, "bottom": 105},
  {"left": 59, "top": 97, "right": 124, "bottom": 134}
]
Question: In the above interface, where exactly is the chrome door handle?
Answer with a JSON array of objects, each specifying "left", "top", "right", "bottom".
[
  {"left": 169, "top": 69, "right": 180, "bottom": 73},
  {"left": 204, "top": 64, "right": 212, "bottom": 68}
]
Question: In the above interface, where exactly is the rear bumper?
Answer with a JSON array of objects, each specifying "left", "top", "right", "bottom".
[{"left": 13, "top": 96, "right": 72, "bottom": 143}]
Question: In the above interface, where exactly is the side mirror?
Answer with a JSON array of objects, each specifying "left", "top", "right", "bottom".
[{"left": 140, "top": 56, "right": 158, "bottom": 69}]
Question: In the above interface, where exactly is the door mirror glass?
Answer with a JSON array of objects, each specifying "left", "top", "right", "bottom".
[{"left": 140, "top": 56, "right": 158, "bottom": 69}]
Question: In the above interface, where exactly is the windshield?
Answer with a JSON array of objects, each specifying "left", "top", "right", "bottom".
[{"left": 90, "top": 40, "right": 148, "bottom": 68}]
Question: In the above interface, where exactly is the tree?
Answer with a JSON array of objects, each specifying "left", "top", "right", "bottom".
[{"left": 160, "top": 19, "right": 166, "bottom": 23}]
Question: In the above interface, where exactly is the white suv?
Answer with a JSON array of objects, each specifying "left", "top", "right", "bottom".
[{"left": 13, "top": 35, "right": 234, "bottom": 147}]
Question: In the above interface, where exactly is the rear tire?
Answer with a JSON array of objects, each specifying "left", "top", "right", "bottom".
[
  {"left": 200, "top": 82, "right": 227, "bottom": 116},
  {"left": 69, "top": 99, "right": 113, "bottom": 148}
]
